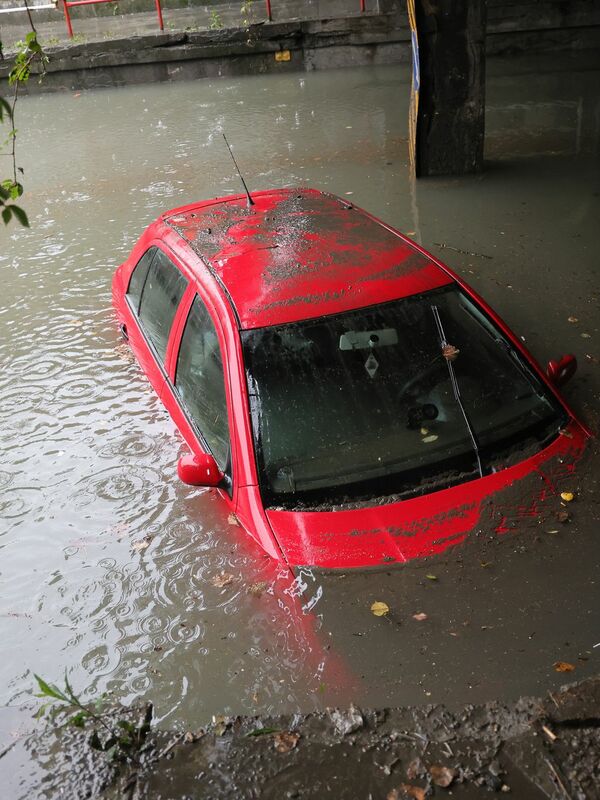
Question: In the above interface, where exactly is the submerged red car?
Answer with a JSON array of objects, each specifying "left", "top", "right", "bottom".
[{"left": 112, "top": 188, "right": 588, "bottom": 569}]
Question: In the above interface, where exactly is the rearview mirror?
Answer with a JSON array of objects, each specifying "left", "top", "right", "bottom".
[
  {"left": 177, "top": 452, "right": 223, "bottom": 487},
  {"left": 546, "top": 354, "right": 577, "bottom": 388}
]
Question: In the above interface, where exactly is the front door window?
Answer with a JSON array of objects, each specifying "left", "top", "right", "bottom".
[{"left": 175, "top": 296, "right": 231, "bottom": 471}]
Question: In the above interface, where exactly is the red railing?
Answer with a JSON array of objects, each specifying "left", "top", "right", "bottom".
[
  {"left": 60, "top": 0, "right": 365, "bottom": 39},
  {"left": 62, "top": 0, "right": 163, "bottom": 38}
]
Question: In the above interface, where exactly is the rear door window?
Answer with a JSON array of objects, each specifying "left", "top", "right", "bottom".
[
  {"left": 137, "top": 248, "right": 188, "bottom": 363},
  {"left": 175, "top": 296, "right": 230, "bottom": 470},
  {"left": 126, "top": 247, "right": 157, "bottom": 314}
]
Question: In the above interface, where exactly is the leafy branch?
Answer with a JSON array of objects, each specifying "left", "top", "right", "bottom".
[
  {"left": 34, "top": 673, "right": 153, "bottom": 763},
  {"left": 1, "top": 4, "right": 49, "bottom": 227}
]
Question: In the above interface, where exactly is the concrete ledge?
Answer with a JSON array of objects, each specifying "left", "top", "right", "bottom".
[{"left": 0, "top": 14, "right": 411, "bottom": 93}]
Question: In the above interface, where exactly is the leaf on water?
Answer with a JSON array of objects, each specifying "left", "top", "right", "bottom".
[
  {"left": 412, "top": 612, "right": 428, "bottom": 622},
  {"left": 426, "top": 574, "right": 438, "bottom": 581},
  {"left": 246, "top": 727, "right": 278, "bottom": 737},
  {"left": 393, "top": 784, "right": 426, "bottom": 800},
  {"left": 370, "top": 601, "right": 390, "bottom": 617},
  {"left": 212, "top": 572, "right": 235, "bottom": 588},
  {"left": 422, "top": 434, "right": 439, "bottom": 443},
  {"left": 133, "top": 537, "right": 151, "bottom": 552},
  {"left": 581, "top": 333, "right": 591, "bottom": 339},
  {"left": 556, "top": 510, "right": 571, "bottom": 523},
  {"left": 429, "top": 765, "right": 456, "bottom": 787},
  {"left": 554, "top": 661, "right": 575, "bottom": 673},
  {"left": 227, "top": 513, "right": 240, "bottom": 526},
  {"left": 560, "top": 492, "right": 575, "bottom": 502},
  {"left": 273, "top": 731, "right": 300, "bottom": 753},
  {"left": 247, "top": 581, "right": 268, "bottom": 597},
  {"left": 567, "top": 316, "right": 579, "bottom": 323}
]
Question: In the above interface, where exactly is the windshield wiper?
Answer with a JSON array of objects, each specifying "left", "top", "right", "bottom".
[{"left": 431, "top": 305, "right": 484, "bottom": 478}]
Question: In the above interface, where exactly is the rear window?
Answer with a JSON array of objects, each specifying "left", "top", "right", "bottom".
[
  {"left": 126, "top": 247, "right": 156, "bottom": 314},
  {"left": 135, "top": 248, "right": 188, "bottom": 363}
]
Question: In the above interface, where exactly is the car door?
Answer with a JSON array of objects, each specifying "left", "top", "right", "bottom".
[{"left": 163, "top": 290, "right": 234, "bottom": 496}]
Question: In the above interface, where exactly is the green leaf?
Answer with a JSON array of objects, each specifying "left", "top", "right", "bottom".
[
  {"left": 35, "top": 703, "right": 50, "bottom": 719},
  {"left": 33, "top": 674, "right": 69, "bottom": 703},
  {"left": 105, "top": 744, "right": 118, "bottom": 760},
  {"left": 70, "top": 711, "right": 87, "bottom": 728},
  {"left": 63, "top": 669, "right": 79, "bottom": 705},
  {"left": 0, "top": 98, "right": 12, "bottom": 122},
  {"left": 2, "top": 206, "right": 12, "bottom": 225},
  {"left": 10, "top": 205, "right": 29, "bottom": 227},
  {"left": 245, "top": 727, "right": 278, "bottom": 737},
  {"left": 117, "top": 720, "right": 136, "bottom": 733},
  {"left": 89, "top": 730, "right": 103, "bottom": 750}
]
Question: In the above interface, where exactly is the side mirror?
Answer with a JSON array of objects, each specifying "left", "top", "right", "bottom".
[
  {"left": 177, "top": 452, "right": 223, "bottom": 487},
  {"left": 546, "top": 354, "right": 577, "bottom": 388}
]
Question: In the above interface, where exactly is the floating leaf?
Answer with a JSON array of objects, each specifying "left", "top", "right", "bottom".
[
  {"left": 554, "top": 661, "right": 575, "bottom": 673},
  {"left": 412, "top": 612, "right": 428, "bottom": 622},
  {"left": 560, "top": 492, "right": 575, "bottom": 502},
  {"left": 133, "top": 536, "right": 152, "bottom": 552},
  {"left": 567, "top": 316, "right": 579, "bottom": 323},
  {"left": 429, "top": 765, "right": 456, "bottom": 787},
  {"left": 273, "top": 731, "right": 300, "bottom": 752},
  {"left": 247, "top": 581, "right": 268, "bottom": 597},
  {"left": 391, "top": 785, "right": 426, "bottom": 800},
  {"left": 426, "top": 574, "right": 438, "bottom": 581},
  {"left": 246, "top": 727, "right": 278, "bottom": 737},
  {"left": 212, "top": 572, "right": 235, "bottom": 588},
  {"left": 422, "top": 435, "right": 439, "bottom": 443},
  {"left": 370, "top": 601, "right": 390, "bottom": 617}
]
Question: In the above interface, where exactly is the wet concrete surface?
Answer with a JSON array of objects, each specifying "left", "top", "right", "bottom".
[{"left": 0, "top": 54, "right": 599, "bottom": 793}]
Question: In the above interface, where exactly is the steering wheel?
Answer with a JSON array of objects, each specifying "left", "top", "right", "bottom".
[{"left": 398, "top": 358, "right": 447, "bottom": 399}]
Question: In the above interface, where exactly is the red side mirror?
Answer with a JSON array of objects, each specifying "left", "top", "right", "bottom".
[
  {"left": 546, "top": 354, "right": 577, "bottom": 388},
  {"left": 177, "top": 452, "right": 223, "bottom": 487}
]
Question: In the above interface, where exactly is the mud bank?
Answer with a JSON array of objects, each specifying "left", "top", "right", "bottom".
[{"left": 4, "top": 677, "right": 598, "bottom": 799}]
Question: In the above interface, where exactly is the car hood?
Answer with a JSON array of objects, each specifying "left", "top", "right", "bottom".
[{"left": 265, "top": 422, "right": 588, "bottom": 569}]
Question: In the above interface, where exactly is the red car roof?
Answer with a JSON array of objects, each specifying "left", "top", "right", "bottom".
[{"left": 165, "top": 188, "right": 453, "bottom": 329}]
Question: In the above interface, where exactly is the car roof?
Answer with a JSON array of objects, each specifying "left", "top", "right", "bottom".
[{"left": 164, "top": 188, "right": 453, "bottom": 329}]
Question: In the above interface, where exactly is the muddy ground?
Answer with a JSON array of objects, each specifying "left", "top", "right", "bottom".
[{"left": 2, "top": 676, "right": 597, "bottom": 799}]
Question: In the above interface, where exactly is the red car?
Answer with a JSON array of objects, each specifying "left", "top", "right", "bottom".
[{"left": 112, "top": 188, "right": 588, "bottom": 569}]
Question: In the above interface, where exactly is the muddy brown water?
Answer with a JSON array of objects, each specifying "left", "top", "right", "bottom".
[{"left": 1, "top": 55, "right": 599, "bottom": 761}]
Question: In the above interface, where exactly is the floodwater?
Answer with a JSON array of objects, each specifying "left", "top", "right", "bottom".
[{"left": 1, "top": 55, "right": 599, "bottom": 751}]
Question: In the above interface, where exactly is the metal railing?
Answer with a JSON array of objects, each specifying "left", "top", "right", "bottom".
[
  {"left": 61, "top": 0, "right": 163, "bottom": 38},
  {"left": 0, "top": 0, "right": 368, "bottom": 39}
]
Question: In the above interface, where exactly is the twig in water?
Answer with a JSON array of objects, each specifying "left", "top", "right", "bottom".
[
  {"left": 155, "top": 732, "right": 185, "bottom": 761},
  {"left": 434, "top": 242, "right": 493, "bottom": 260},
  {"left": 545, "top": 756, "right": 574, "bottom": 800}
]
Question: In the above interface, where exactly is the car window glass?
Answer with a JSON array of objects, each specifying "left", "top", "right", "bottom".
[
  {"left": 175, "top": 296, "right": 230, "bottom": 470},
  {"left": 138, "top": 249, "right": 188, "bottom": 363},
  {"left": 126, "top": 247, "right": 157, "bottom": 314}
]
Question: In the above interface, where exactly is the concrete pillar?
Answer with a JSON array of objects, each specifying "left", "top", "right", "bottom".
[{"left": 415, "top": 0, "right": 487, "bottom": 177}]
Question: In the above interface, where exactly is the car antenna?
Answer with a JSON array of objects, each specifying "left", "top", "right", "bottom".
[{"left": 222, "top": 133, "right": 254, "bottom": 207}]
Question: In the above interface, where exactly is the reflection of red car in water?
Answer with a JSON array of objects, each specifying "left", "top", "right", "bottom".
[{"left": 112, "top": 188, "right": 589, "bottom": 569}]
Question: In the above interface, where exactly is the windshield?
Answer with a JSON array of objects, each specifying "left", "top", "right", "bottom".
[{"left": 242, "top": 286, "right": 565, "bottom": 509}]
